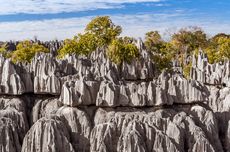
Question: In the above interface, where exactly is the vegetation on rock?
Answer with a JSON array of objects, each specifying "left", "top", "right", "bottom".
[
  {"left": 205, "top": 34, "right": 230, "bottom": 64},
  {"left": 0, "top": 43, "right": 12, "bottom": 58},
  {"left": 85, "top": 16, "right": 122, "bottom": 47},
  {"left": 58, "top": 16, "right": 122, "bottom": 58},
  {"left": 1, "top": 16, "right": 230, "bottom": 78},
  {"left": 11, "top": 40, "right": 49, "bottom": 63},
  {"left": 107, "top": 37, "right": 139, "bottom": 65},
  {"left": 58, "top": 16, "right": 138, "bottom": 65},
  {"left": 144, "top": 31, "right": 175, "bottom": 71}
]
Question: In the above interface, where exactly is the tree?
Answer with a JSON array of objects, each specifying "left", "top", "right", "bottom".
[
  {"left": 58, "top": 16, "right": 122, "bottom": 58},
  {"left": 107, "top": 37, "right": 139, "bottom": 65},
  {"left": 210, "top": 33, "right": 230, "bottom": 42},
  {"left": 77, "top": 33, "right": 97, "bottom": 55},
  {"left": 85, "top": 16, "right": 122, "bottom": 47},
  {"left": 153, "top": 42, "right": 175, "bottom": 71},
  {"left": 144, "top": 31, "right": 175, "bottom": 71},
  {"left": 57, "top": 38, "right": 80, "bottom": 58},
  {"left": 205, "top": 36, "right": 230, "bottom": 63},
  {"left": 58, "top": 33, "right": 98, "bottom": 58},
  {"left": 171, "top": 26, "right": 207, "bottom": 55},
  {"left": 0, "top": 43, "right": 12, "bottom": 58},
  {"left": 11, "top": 40, "right": 49, "bottom": 63},
  {"left": 144, "top": 31, "right": 162, "bottom": 53}
]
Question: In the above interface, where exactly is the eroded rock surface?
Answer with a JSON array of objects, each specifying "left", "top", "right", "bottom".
[
  {"left": 21, "top": 115, "right": 75, "bottom": 152},
  {"left": 0, "top": 41, "right": 230, "bottom": 152},
  {"left": 90, "top": 106, "right": 222, "bottom": 152}
]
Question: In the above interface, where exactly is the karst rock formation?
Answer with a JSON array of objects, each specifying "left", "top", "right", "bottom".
[{"left": 0, "top": 39, "right": 230, "bottom": 152}]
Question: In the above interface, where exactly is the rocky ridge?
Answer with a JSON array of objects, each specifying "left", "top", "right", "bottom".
[{"left": 0, "top": 39, "right": 230, "bottom": 152}]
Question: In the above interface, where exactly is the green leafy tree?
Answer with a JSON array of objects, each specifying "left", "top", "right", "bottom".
[
  {"left": 58, "top": 38, "right": 80, "bottom": 58},
  {"left": 85, "top": 16, "right": 122, "bottom": 47},
  {"left": 0, "top": 43, "right": 12, "bottom": 58},
  {"left": 58, "top": 33, "right": 97, "bottom": 58},
  {"left": 11, "top": 40, "right": 49, "bottom": 63},
  {"left": 144, "top": 31, "right": 175, "bottom": 71},
  {"left": 77, "top": 33, "right": 97, "bottom": 55},
  {"left": 153, "top": 42, "right": 176, "bottom": 71},
  {"left": 58, "top": 16, "right": 122, "bottom": 58},
  {"left": 210, "top": 33, "right": 230, "bottom": 43},
  {"left": 205, "top": 35, "right": 230, "bottom": 63},
  {"left": 144, "top": 31, "right": 162, "bottom": 53},
  {"left": 107, "top": 37, "right": 139, "bottom": 65},
  {"left": 171, "top": 27, "right": 207, "bottom": 56},
  {"left": 170, "top": 27, "right": 207, "bottom": 77}
]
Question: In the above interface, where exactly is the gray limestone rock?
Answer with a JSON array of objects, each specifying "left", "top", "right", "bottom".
[
  {"left": 90, "top": 106, "right": 219, "bottom": 152},
  {"left": 21, "top": 115, "right": 75, "bottom": 152},
  {"left": 32, "top": 98, "right": 62, "bottom": 124},
  {"left": 0, "top": 117, "right": 21, "bottom": 152},
  {"left": 31, "top": 53, "right": 61, "bottom": 95},
  {"left": 0, "top": 56, "right": 32, "bottom": 95},
  {"left": 0, "top": 97, "right": 29, "bottom": 142},
  {"left": 56, "top": 107, "right": 92, "bottom": 152},
  {"left": 0, "top": 42, "right": 230, "bottom": 152},
  {"left": 60, "top": 79, "right": 100, "bottom": 106}
]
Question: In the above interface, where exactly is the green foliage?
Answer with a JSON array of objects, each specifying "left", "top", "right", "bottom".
[
  {"left": 171, "top": 27, "right": 207, "bottom": 55},
  {"left": 85, "top": 16, "right": 122, "bottom": 47},
  {"left": 11, "top": 40, "right": 49, "bottom": 63},
  {"left": 58, "top": 39, "right": 80, "bottom": 58},
  {"left": 0, "top": 43, "right": 12, "bottom": 58},
  {"left": 144, "top": 31, "right": 175, "bottom": 71},
  {"left": 144, "top": 31, "right": 162, "bottom": 53},
  {"left": 107, "top": 38, "right": 139, "bottom": 65},
  {"left": 153, "top": 42, "right": 175, "bottom": 71},
  {"left": 77, "top": 33, "right": 97, "bottom": 54},
  {"left": 183, "top": 62, "right": 192, "bottom": 78},
  {"left": 58, "top": 33, "right": 97, "bottom": 58},
  {"left": 205, "top": 35, "right": 230, "bottom": 63},
  {"left": 58, "top": 16, "right": 122, "bottom": 58},
  {"left": 169, "top": 27, "right": 207, "bottom": 76}
]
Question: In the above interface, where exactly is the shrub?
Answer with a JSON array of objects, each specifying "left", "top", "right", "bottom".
[{"left": 58, "top": 33, "right": 97, "bottom": 58}]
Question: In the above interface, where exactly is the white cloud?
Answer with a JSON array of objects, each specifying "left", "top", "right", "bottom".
[
  {"left": 0, "top": 13, "right": 230, "bottom": 41},
  {"left": 0, "top": 0, "right": 161, "bottom": 15}
]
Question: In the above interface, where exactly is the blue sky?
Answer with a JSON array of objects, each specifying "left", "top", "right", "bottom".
[{"left": 0, "top": 0, "right": 229, "bottom": 41}]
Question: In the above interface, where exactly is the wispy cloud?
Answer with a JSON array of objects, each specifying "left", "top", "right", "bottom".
[
  {"left": 0, "top": 12, "right": 230, "bottom": 41},
  {"left": 0, "top": 0, "right": 162, "bottom": 15}
]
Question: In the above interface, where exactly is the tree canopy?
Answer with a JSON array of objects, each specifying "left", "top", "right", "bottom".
[
  {"left": 205, "top": 35, "right": 230, "bottom": 63},
  {"left": 58, "top": 16, "right": 140, "bottom": 66},
  {"left": 144, "top": 31, "right": 176, "bottom": 71},
  {"left": 2, "top": 15, "right": 230, "bottom": 77},
  {"left": 107, "top": 37, "right": 139, "bottom": 65},
  {"left": 171, "top": 27, "right": 207, "bottom": 55},
  {"left": 58, "top": 16, "right": 122, "bottom": 58},
  {"left": 0, "top": 43, "right": 11, "bottom": 58},
  {"left": 85, "top": 16, "right": 122, "bottom": 47},
  {"left": 11, "top": 40, "right": 49, "bottom": 63}
]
